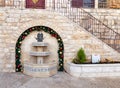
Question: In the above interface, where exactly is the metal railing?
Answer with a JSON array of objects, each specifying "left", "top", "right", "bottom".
[{"left": 49, "top": 0, "right": 120, "bottom": 53}]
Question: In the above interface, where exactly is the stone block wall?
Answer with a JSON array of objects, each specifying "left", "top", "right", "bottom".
[
  {"left": 0, "top": 0, "right": 4, "bottom": 6},
  {"left": 0, "top": 0, "right": 52, "bottom": 9},
  {"left": 108, "top": 0, "right": 120, "bottom": 9},
  {"left": 0, "top": 0, "right": 24, "bottom": 7},
  {"left": 0, "top": 8, "right": 120, "bottom": 72},
  {"left": 85, "top": 9, "right": 120, "bottom": 33}
]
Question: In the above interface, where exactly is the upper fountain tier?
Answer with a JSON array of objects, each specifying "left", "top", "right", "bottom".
[{"left": 32, "top": 42, "right": 48, "bottom": 47}]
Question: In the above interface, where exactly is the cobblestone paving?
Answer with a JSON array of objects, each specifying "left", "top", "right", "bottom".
[{"left": 0, "top": 72, "right": 120, "bottom": 88}]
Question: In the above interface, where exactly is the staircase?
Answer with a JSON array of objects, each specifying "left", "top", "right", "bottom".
[{"left": 50, "top": 0, "right": 120, "bottom": 53}]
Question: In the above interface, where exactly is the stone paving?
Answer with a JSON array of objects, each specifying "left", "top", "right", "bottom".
[{"left": 0, "top": 72, "right": 120, "bottom": 88}]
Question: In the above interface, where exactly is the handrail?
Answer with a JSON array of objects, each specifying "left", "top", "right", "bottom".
[
  {"left": 81, "top": 9, "right": 120, "bottom": 36},
  {"left": 49, "top": 0, "right": 120, "bottom": 53}
]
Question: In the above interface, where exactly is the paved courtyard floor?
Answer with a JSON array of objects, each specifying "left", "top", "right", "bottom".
[{"left": 0, "top": 72, "right": 120, "bottom": 88}]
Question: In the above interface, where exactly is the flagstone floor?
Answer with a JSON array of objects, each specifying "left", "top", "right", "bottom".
[{"left": 0, "top": 72, "right": 120, "bottom": 88}]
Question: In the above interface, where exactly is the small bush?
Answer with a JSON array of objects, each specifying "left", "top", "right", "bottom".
[
  {"left": 72, "top": 48, "right": 86, "bottom": 64},
  {"left": 72, "top": 58, "right": 80, "bottom": 64}
]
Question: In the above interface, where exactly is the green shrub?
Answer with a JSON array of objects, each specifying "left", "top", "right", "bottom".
[
  {"left": 72, "top": 58, "right": 80, "bottom": 64},
  {"left": 72, "top": 48, "right": 86, "bottom": 64}
]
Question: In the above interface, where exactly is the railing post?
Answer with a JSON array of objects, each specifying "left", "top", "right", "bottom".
[
  {"left": 95, "top": 0, "right": 98, "bottom": 8},
  {"left": 53, "top": 0, "right": 55, "bottom": 10},
  {"left": 51, "top": 0, "right": 120, "bottom": 53}
]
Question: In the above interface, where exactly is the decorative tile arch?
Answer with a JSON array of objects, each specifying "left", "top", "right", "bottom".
[{"left": 15, "top": 26, "right": 64, "bottom": 72}]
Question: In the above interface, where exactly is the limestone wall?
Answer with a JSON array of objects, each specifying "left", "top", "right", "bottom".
[
  {"left": 0, "top": 0, "right": 23, "bottom": 7},
  {"left": 108, "top": 0, "right": 120, "bottom": 9},
  {"left": 0, "top": 0, "right": 52, "bottom": 9},
  {"left": 0, "top": 8, "right": 120, "bottom": 72},
  {"left": 85, "top": 9, "right": 120, "bottom": 33},
  {"left": 0, "top": 0, "right": 120, "bottom": 33}
]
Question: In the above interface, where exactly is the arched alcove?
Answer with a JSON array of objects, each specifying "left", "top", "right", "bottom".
[{"left": 15, "top": 26, "right": 64, "bottom": 72}]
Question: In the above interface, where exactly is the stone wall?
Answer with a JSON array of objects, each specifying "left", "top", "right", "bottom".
[
  {"left": 0, "top": 8, "right": 120, "bottom": 72},
  {"left": 108, "top": 0, "right": 120, "bottom": 9},
  {"left": 85, "top": 9, "right": 120, "bottom": 33},
  {"left": 0, "top": 0, "right": 52, "bottom": 9},
  {"left": 0, "top": 0, "right": 24, "bottom": 7}
]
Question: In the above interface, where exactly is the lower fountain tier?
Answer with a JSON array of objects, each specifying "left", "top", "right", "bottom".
[
  {"left": 30, "top": 52, "right": 50, "bottom": 56},
  {"left": 23, "top": 62, "right": 57, "bottom": 77}
]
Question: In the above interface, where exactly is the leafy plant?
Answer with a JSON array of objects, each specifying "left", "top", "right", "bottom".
[{"left": 72, "top": 48, "right": 86, "bottom": 64}]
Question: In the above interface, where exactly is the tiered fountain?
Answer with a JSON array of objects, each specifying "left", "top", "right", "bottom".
[{"left": 23, "top": 32, "right": 57, "bottom": 77}]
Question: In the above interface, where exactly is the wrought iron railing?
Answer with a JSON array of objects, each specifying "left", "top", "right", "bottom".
[{"left": 49, "top": 0, "right": 120, "bottom": 53}]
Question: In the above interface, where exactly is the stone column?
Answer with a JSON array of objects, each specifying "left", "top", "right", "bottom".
[
  {"left": 95, "top": 0, "right": 98, "bottom": 8},
  {"left": 37, "top": 47, "right": 44, "bottom": 64}
]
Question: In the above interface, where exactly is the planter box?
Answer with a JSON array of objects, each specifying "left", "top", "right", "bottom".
[{"left": 65, "top": 62, "right": 120, "bottom": 77}]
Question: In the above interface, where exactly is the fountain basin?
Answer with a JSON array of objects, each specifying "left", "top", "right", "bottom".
[
  {"left": 23, "top": 62, "right": 57, "bottom": 77},
  {"left": 30, "top": 52, "right": 50, "bottom": 56}
]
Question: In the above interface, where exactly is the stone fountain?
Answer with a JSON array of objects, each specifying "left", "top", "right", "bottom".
[{"left": 23, "top": 32, "right": 57, "bottom": 77}]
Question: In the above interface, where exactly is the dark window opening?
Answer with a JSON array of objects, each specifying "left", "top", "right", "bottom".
[
  {"left": 98, "top": 0, "right": 108, "bottom": 8},
  {"left": 71, "top": 0, "right": 95, "bottom": 8},
  {"left": 26, "top": 0, "right": 45, "bottom": 9}
]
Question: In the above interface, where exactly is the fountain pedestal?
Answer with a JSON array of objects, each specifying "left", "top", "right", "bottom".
[
  {"left": 37, "top": 47, "right": 43, "bottom": 64},
  {"left": 23, "top": 42, "right": 57, "bottom": 77}
]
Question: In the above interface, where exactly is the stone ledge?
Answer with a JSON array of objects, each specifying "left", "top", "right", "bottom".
[
  {"left": 30, "top": 52, "right": 50, "bottom": 56},
  {"left": 32, "top": 42, "right": 48, "bottom": 47},
  {"left": 65, "top": 62, "right": 120, "bottom": 77}
]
